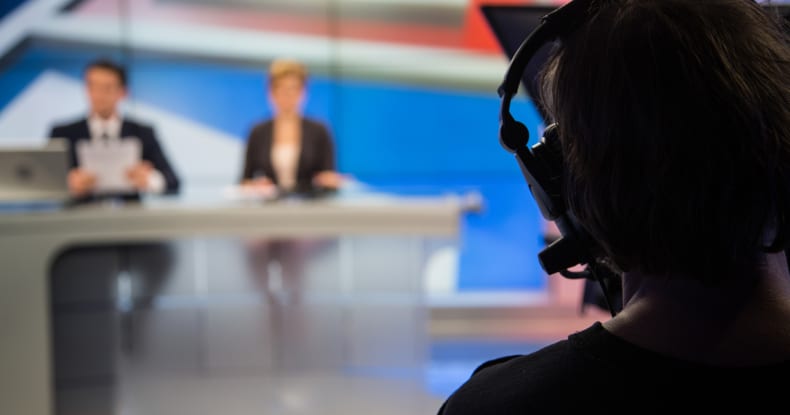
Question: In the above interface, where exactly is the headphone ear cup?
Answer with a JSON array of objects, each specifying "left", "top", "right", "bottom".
[{"left": 499, "top": 117, "right": 530, "bottom": 153}]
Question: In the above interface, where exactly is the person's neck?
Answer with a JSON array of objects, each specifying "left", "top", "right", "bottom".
[
  {"left": 603, "top": 252, "right": 790, "bottom": 366},
  {"left": 274, "top": 113, "right": 300, "bottom": 123},
  {"left": 91, "top": 111, "right": 119, "bottom": 121}
]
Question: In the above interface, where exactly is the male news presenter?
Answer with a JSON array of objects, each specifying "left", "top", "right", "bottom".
[
  {"left": 45, "top": 60, "right": 180, "bottom": 415},
  {"left": 49, "top": 58, "right": 180, "bottom": 202}
]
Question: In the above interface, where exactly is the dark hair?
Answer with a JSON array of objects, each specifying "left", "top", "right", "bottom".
[
  {"left": 540, "top": 0, "right": 790, "bottom": 281},
  {"left": 84, "top": 58, "right": 127, "bottom": 87}
]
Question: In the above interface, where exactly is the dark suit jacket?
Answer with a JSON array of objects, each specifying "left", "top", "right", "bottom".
[
  {"left": 49, "top": 117, "right": 180, "bottom": 201},
  {"left": 240, "top": 118, "right": 336, "bottom": 192}
]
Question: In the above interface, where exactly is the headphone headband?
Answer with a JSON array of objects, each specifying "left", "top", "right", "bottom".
[
  {"left": 494, "top": 0, "right": 622, "bottom": 316},
  {"left": 498, "top": 0, "right": 596, "bottom": 102}
]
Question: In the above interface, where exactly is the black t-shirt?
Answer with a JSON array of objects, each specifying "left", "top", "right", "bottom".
[{"left": 438, "top": 322, "right": 790, "bottom": 414}]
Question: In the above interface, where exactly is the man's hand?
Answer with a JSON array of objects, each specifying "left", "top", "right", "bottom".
[
  {"left": 67, "top": 168, "right": 96, "bottom": 197},
  {"left": 126, "top": 161, "right": 154, "bottom": 191}
]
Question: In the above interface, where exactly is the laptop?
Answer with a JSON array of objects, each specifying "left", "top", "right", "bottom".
[{"left": 0, "top": 139, "right": 71, "bottom": 204}]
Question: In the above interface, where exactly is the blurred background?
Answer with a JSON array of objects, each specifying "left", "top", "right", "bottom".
[
  {"left": 0, "top": 0, "right": 560, "bottom": 293},
  {"left": 0, "top": 1, "right": 613, "bottom": 414}
]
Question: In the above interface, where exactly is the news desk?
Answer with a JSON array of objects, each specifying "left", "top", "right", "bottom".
[{"left": 0, "top": 191, "right": 473, "bottom": 415}]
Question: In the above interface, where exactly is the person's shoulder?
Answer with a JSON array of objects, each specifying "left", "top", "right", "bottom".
[
  {"left": 473, "top": 340, "right": 574, "bottom": 378},
  {"left": 470, "top": 354, "right": 522, "bottom": 376},
  {"left": 247, "top": 119, "right": 273, "bottom": 140},
  {"left": 123, "top": 117, "right": 154, "bottom": 131},
  {"left": 302, "top": 118, "right": 333, "bottom": 142},
  {"left": 439, "top": 340, "right": 575, "bottom": 415},
  {"left": 462, "top": 322, "right": 607, "bottom": 382},
  {"left": 50, "top": 117, "right": 85, "bottom": 132},
  {"left": 121, "top": 118, "right": 160, "bottom": 146},
  {"left": 302, "top": 117, "right": 330, "bottom": 132},
  {"left": 302, "top": 117, "right": 325, "bottom": 126},
  {"left": 251, "top": 118, "right": 274, "bottom": 128}
]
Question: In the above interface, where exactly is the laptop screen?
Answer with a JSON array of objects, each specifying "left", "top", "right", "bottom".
[{"left": 0, "top": 140, "right": 70, "bottom": 203}]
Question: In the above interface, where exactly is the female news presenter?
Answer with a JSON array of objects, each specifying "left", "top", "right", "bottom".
[
  {"left": 239, "top": 58, "right": 343, "bottom": 194},
  {"left": 239, "top": 59, "right": 343, "bottom": 306}
]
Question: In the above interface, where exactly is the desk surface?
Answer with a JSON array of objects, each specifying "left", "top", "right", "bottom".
[
  {"left": 0, "top": 190, "right": 480, "bottom": 239},
  {"left": 0, "top": 190, "right": 476, "bottom": 415}
]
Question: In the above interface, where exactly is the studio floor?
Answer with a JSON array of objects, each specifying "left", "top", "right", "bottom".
[
  {"left": 52, "top": 239, "right": 608, "bottom": 415},
  {"left": 56, "top": 293, "right": 606, "bottom": 415}
]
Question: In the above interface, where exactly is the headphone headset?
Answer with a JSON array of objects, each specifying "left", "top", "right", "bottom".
[
  {"left": 497, "top": 0, "right": 622, "bottom": 315},
  {"left": 497, "top": 0, "right": 790, "bottom": 316}
]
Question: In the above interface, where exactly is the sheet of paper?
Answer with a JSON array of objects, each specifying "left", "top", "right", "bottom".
[{"left": 76, "top": 137, "right": 142, "bottom": 194}]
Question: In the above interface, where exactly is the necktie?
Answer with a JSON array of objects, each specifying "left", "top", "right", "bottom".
[{"left": 99, "top": 121, "right": 111, "bottom": 141}]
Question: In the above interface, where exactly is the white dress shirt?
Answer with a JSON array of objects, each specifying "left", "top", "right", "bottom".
[
  {"left": 88, "top": 114, "right": 122, "bottom": 141},
  {"left": 271, "top": 140, "right": 300, "bottom": 191},
  {"left": 87, "top": 114, "right": 166, "bottom": 194}
]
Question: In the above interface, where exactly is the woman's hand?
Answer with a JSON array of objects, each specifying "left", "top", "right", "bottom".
[
  {"left": 242, "top": 176, "right": 275, "bottom": 190},
  {"left": 240, "top": 176, "right": 278, "bottom": 198},
  {"left": 312, "top": 171, "right": 344, "bottom": 189}
]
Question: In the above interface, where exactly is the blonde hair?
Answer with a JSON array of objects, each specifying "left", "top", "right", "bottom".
[{"left": 268, "top": 59, "right": 307, "bottom": 87}]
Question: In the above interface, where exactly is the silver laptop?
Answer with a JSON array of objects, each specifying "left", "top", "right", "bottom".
[{"left": 0, "top": 139, "right": 71, "bottom": 203}]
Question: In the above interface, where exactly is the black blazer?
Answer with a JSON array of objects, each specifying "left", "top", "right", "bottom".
[
  {"left": 240, "top": 118, "right": 336, "bottom": 191},
  {"left": 49, "top": 117, "right": 181, "bottom": 199}
]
